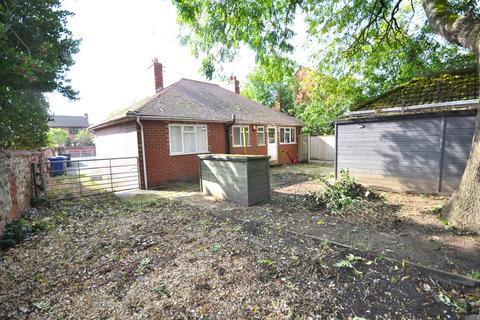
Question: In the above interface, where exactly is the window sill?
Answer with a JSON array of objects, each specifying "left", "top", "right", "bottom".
[
  {"left": 232, "top": 145, "right": 252, "bottom": 148},
  {"left": 279, "top": 142, "right": 297, "bottom": 145},
  {"left": 170, "top": 151, "right": 210, "bottom": 156},
  {"left": 257, "top": 144, "right": 267, "bottom": 146}
]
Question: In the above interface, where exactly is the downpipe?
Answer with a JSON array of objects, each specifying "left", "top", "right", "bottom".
[{"left": 136, "top": 116, "right": 148, "bottom": 189}]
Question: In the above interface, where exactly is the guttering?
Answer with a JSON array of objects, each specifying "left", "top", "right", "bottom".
[
  {"left": 225, "top": 114, "right": 236, "bottom": 154},
  {"left": 346, "top": 99, "right": 479, "bottom": 118},
  {"left": 136, "top": 116, "right": 148, "bottom": 190}
]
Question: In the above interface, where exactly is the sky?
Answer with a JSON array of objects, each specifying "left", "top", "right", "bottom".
[{"left": 46, "top": 0, "right": 311, "bottom": 125}]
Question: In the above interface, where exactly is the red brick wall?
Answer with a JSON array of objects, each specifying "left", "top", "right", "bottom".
[
  {"left": 137, "top": 121, "right": 302, "bottom": 188},
  {"left": 277, "top": 126, "right": 302, "bottom": 164},
  {"left": 138, "top": 120, "right": 227, "bottom": 188},
  {"left": 229, "top": 124, "right": 301, "bottom": 164},
  {"left": 230, "top": 124, "right": 268, "bottom": 156}
]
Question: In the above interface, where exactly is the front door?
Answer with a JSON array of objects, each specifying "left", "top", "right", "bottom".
[{"left": 267, "top": 127, "right": 277, "bottom": 161}]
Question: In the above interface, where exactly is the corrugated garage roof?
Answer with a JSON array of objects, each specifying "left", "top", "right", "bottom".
[
  {"left": 92, "top": 78, "right": 303, "bottom": 129},
  {"left": 353, "top": 67, "right": 479, "bottom": 111}
]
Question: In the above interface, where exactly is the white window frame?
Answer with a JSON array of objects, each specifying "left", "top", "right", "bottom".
[
  {"left": 168, "top": 124, "right": 209, "bottom": 156},
  {"left": 279, "top": 127, "right": 297, "bottom": 145},
  {"left": 232, "top": 125, "right": 250, "bottom": 147},
  {"left": 256, "top": 126, "right": 266, "bottom": 146}
]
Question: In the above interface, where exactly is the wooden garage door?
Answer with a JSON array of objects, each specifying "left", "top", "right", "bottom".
[{"left": 336, "top": 113, "right": 475, "bottom": 194}]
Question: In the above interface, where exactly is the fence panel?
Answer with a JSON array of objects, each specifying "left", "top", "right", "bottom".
[
  {"left": 33, "top": 157, "right": 139, "bottom": 201},
  {"left": 310, "top": 135, "right": 335, "bottom": 162}
]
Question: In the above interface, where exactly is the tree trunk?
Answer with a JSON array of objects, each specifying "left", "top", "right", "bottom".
[
  {"left": 422, "top": 0, "right": 480, "bottom": 232},
  {"left": 444, "top": 104, "right": 480, "bottom": 232}
]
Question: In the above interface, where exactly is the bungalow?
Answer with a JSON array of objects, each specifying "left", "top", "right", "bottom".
[
  {"left": 90, "top": 58, "right": 304, "bottom": 189},
  {"left": 334, "top": 67, "right": 478, "bottom": 194}
]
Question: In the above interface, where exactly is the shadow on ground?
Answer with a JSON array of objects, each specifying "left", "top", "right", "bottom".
[{"left": 118, "top": 163, "right": 480, "bottom": 277}]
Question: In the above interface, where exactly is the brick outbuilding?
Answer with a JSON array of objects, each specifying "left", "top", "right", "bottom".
[{"left": 90, "top": 59, "right": 304, "bottom": 189}]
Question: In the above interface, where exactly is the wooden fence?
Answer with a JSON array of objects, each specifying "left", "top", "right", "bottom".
[{"left": 309, "top": 135, "right": 335, "bottom": 162}]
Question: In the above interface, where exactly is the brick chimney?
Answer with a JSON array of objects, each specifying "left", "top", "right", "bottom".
[
  {"left": 230, "top": 75, "right": 240, "bottom": 94},
  {"left": 153, "top": 58, "right": 163, "bottom": 92}
]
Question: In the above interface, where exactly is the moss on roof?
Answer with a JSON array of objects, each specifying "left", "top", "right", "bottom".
[{"left": 353, "top": 67, "right": 479, "bottom": 111}]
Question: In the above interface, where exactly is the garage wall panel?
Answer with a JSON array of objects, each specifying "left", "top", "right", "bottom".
[{"left": 336, "top": 113, "right": 476, "bottom": 194}]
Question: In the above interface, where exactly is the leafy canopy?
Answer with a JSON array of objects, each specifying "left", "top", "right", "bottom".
[
  {"left": 0, "top": 0, "right": 79, "bottom": 149},
  {"left": 76, "top": 130, "right": 94, "bottom": 146},
  {"left": 175, "top": 0, "right": 476, "bottom": 134},
  {"left": 47, "top": 128, "right": 68, "bottom": 147}
]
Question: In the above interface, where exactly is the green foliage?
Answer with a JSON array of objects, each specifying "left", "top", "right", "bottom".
[
  {"left": 305, "top": 169, "right": 381, "bottom": 213},
  {"left": 241, "top": 61, "right": 298, "bottom": 115},
  {"left": 293, "top": 71, "right": 364, "bottom": 135},
  {"left": 0, "top": 219, "right": 29, "bottom": 249},
  {"left": 76, "top": 130, "right": 94, "bottom": 146},
  {"left": 242, "top": 64, "right": 364, "bottom": 135},
  {"left": 258, "top": 258, "right": 275, "bottom": 267},
  {"left": 0, "top": 90, "right": 51, "bottom": 149},
  {"left": 0, "top": 0, "right": 79, "bottom": 98},
  {"left": 172, "top": 0, "right": 474, "bottom": 86},
  {"left": 0, "top": 0, "right": 79, "bottom": 150},
  {"left": 47, "top": 128, "right": 68, "bottom": 147},
  {"left": 333, "top": 253, "right": 364, "bottom": 274},
  {"left": 0, "top": 218, "right": 47, "bottom": 249},
  {"left": 467, "top": 271, "right": 480, "bottom": 280},
  {"left": 139, "top": 257, "right": 151, "bottom": 271}
]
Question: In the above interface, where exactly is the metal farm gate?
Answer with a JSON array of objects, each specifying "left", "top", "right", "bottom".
[{"left": 33, "top": 157, "right": 140, "bottom": 201}]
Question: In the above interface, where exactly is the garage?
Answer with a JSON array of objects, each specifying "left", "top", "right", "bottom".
[{"left": 335, "top": 111, "right": 476, "bottom": 193}]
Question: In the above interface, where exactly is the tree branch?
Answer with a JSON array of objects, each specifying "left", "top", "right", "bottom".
[{"left": 422, "top": 0, "right": 480, "bottom": 53}]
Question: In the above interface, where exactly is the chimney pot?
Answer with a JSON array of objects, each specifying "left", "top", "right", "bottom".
[
  {"left": 230, "top": 75, "right": 240, "bottom": 94},
  {"left": 153, "top": 58, "right": 163, "bottom": 92}
]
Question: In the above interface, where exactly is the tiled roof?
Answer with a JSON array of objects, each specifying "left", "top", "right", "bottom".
[
  {"left": 353, "top": 67, "right": 479, "bottom": 111},
  {"left": 92, "top": 79, "right": 303, "bottom": 129},
  {"left": 49, "top": 115, "right": 89, "bottom": 128}
]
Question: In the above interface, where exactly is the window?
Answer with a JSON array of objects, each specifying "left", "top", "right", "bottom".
[
  {"left": 69, "top": 127, "right": 79, "bottom": 134},
  {"left": 256, "top": 126, "right": 265, "bottom": 146},
  {"left": 279, "top": 127, "right": 296, "bottom": 144},
  {"left": 169, "top": 124, "right": 208, "bottom": 155},
  {"left": 232, "top": 126, "right": 250, "bottom": 147}
]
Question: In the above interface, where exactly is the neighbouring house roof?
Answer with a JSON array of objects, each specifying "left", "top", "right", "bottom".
[
  {"left": 352, "top": 67, "right": 479, "bottom": 112},
  {"left": 49, "top": 115, "right": 89, "bottom": 128},
  {"left": 91, "top": 78, "right": 304, "bottom": 129}
]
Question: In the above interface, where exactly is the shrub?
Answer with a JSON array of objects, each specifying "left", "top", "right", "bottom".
[
  {"left": 304, "top": 169, "right": 381, "bottom": 213},
  {"left": 0, "top": 219, "right": 29, "bottom": 249},
  {"left": 1, "top": 219, "right": 48, "bottom": 250}
]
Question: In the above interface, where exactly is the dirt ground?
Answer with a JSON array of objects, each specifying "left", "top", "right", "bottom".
[
  {"left": 1, "top": 196, "right": 479, "bottom": 319},
  {"left": 122, "top": 163, "right": 480, "bottom": 277}
]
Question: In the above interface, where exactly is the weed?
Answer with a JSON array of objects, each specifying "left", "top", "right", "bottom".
[
  {"left": 212, "top": 244, "right": 221, "bottom": 252},
  {"left": 258, "top": 259, "right": 275, "bottom": 267},
  {"left": 33, "top": 301, "right": 50, "bottom": 313},
  {"left": 467, "top": 270, "right": 480, "bottom": 280},
  {"left": 0, "top": 219, "right": 29, "bottom": 249},
  {"left": 112, "top": 255, "right": 123, "bottom": 262},
  {"left": 437, "top": 293, "right": 467, "bottom": 313},
  {"left": 139, "top": 257, "right": 151, "bottom": 271},
  {"left": 154, "top": 284, "right": 168, "bottom": 296},
  {"left": 304, "top": 169, "right": 381, "bottom": 213},
  {"left": 430, "top": 204, "right": 444, "bottom": 215},
  {"left": 333, "top": 254, "right": 364, "bottom": 274}
]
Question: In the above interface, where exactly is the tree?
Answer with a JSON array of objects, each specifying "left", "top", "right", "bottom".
[
  {"left": 0, "top": 90, "right": 50, "bottom": 149},
  {"left": 0, "top": 0, "right": 79, "bottom": 149},
  {"left": 243, "top": 64, "right": 364, "bottom": 135},
  {"left": 173, "top": 0, "right": 480, "bottom": 231},
  {"left": 47, "top": 128, "right": 68, "bottom": 147},
  {"left": 76, "top": 130, "right": 94, "bottom": 146},
  {"left": 421, "top": 0, "right": 480, "bottom": 231}
]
